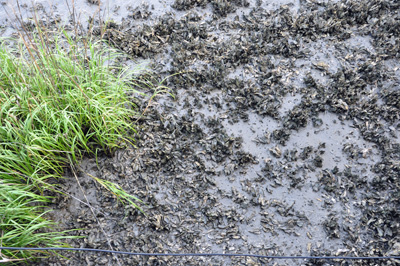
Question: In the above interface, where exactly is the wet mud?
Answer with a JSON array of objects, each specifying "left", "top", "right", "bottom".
[{"left": 1, "top": 0, "right": 400, "bottom": 265}]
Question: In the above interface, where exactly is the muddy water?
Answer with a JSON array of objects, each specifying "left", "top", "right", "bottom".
[{"left": 2, "top": 0, "right": 400, "bottom": 266}]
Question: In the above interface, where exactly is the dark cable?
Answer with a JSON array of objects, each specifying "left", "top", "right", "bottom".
[{"left": 1, "top": 247, "right": 399, "bottom": 260}]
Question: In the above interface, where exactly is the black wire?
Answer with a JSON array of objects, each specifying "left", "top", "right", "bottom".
[{"left": 1, "top": 247, "right": 399, "bottom": 260}]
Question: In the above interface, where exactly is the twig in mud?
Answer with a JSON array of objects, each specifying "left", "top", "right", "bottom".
[{"left": 70, "top": 164, "right": 123, "bottom": 266}]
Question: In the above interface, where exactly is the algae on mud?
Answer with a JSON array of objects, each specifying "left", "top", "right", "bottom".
[{"left": 2, "top": 0, "right": 400, "bottom": 265}]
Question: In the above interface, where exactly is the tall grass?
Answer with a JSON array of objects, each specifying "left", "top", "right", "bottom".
[{"left": 0, "top": 21, "right": 145, "bottom": 262}]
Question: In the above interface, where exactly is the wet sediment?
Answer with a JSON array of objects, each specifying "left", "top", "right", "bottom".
[{"left": 4, "top": 0, "right": 399, "bottom": 265}]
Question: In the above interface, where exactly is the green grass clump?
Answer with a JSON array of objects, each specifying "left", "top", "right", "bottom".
[{"left": 0, "top": 26, "right": 143, "bottom": 262}]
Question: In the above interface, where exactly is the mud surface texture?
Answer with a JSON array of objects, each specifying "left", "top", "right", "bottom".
[{"left": 1, "top": 0, "right": 400, "bottom": 265}]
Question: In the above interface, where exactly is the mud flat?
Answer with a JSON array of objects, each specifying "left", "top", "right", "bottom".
[{"left": 2, "top": 0, "right": 399, "bottom": 265}]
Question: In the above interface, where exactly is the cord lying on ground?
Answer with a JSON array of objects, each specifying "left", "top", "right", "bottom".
[{"left": 1, "top": 247, "right": 399, "bottom": 260}]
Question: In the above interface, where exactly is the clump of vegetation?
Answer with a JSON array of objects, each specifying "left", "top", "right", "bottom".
[{"left": 0, "top": 17, "right": 147, "bottom": 262}]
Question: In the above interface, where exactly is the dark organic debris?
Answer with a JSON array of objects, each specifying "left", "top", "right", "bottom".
[{"left": 30, "top": 0, "right": 400, "bottom": 265}]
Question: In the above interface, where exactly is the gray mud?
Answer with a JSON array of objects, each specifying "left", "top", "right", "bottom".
[{"left": 1, "top": 0, "right": 399, "bottom": 265}]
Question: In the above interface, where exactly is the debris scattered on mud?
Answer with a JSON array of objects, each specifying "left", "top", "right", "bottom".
[{"left": 2, "top": 0, "right": 399, "bottom": 265}]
